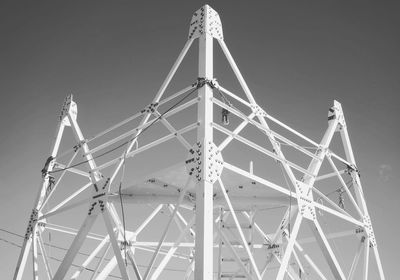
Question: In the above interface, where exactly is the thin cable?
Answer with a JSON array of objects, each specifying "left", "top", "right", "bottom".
[
  {"left": 319, "top": 208, "right": 345, "bottom": 266},
  {"left": 218, "top": 85, "right": 298, "bottom": 237},
  {"left": 49, "top": 86, "right": 198, "bottom": 175},
  {"left": 0, "top": 237, "right": 123, "bottom": 279},
  {"left": 217, "top": 85, "right": 319, "bottom": 160},
  {"left": 0, "top": 237, "right": 22, "bottom": 248},
  {"left": 323, "top": 179, "right": 353, "bottom": 198},
  {"left": 0, "top": 228, "right": 23, "bottom": 238},
  {"left": 0, "top": 228, "right": 188, "bottom": 273},
  {"left": 216, "top": 86, "right": 232, "bottom": 107}
]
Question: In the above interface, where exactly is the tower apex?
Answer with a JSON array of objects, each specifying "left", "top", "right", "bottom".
[{"left": 188, "top": 5, "right": 223, "bottom": 41}]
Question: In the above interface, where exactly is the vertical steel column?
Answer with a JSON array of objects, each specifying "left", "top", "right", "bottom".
[{"left": 194, "top": 31, "right": 214, "bottom": 280}]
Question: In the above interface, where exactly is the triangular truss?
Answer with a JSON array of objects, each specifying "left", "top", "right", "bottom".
[{"left": 14, "top": 5, "right": 385, "bottom": 280}]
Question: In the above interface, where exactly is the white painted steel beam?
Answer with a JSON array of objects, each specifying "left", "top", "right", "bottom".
[
  {"left": 156, "top": 112, "right": 191, "bottom": 149},
  {"left": 53, "top": 214, "right": 99, "bottom": 279},
  {"left": 326, "top": 154, "right": 363, "bottom": 218},
  {"left": 218, "top": 177, "right": 262, "bottom": 279},
  {"left": 95, "top": 254, "right": 117, "bottom": 280},
  {"left": 373, "top": 245, "right": 386, "bottom": 280},
  {"left": 169, "top": 205, "right": 196, "bottom": 238},
  {"left": 70, "top": 235, "right": 110, "bottom": 279},
  {"left": 91, "top": 243, "right": 111, "bottom": 280},
  {"left": 218, "top": 40, "right": 256, "bottom": 105},
  {"left": 293, "top": 238, "right": 328, "bottom": 280},
  {"left": 213, "top": 122, "right": 313, "bottom": 177},
  {"left": 276, "top": 213, "right": 303, "bottom": 280},
  {"left": 143, "top": 178, "right": 191, "bottom": 280},
  {"left": 315, "top": 169, "right": 346, "bottom": 182},
  {"left": 32, "top": 230, "right": 39, "bottom": 280},
  {"left": 93, "top": 122, "right": 198, "bottom": 172},
  {"left": 40, "top": 197, "right": 92, "bottom": 220},
  {"left": 338, "top": 107, "right": 385, "bottom": 280},
  {"left": 126, "top": 252, "right": 143, "bottom": 280},
  {"left": 158, "top": 85, "right": 196, "bottom": 107},
  {"left": 307, "top": 219, "right": 347, "bottom": 279},
  {"left": 218, "top": 85, "right": 251, "bottom": 107},
  {"left": 45, "top": 182, "right": 92, "bottom": 215},
  {"left": 87, "top": 85, "right": 194, "bottom": 145},
  {"left": 215, "top": 226, "right": 255, "bottom": 280},
  {"left": 273, "top": 254, "right": 301, "bottom": 280},
  {"left": 313, "top": 187, "right": 353, "bottom": 219},
  {"left": 112, "top": 193, "right": 288, "bottom": 209},
  {"left": 39, "top": 151, "right": 80, "bottom": 211},
  {"left": 193, "top": 6, "right": 217, "bottom": 279},
  {"left": 37, "top": 232, "right": 53, "bottom": 280},
  {"left": 149, "top": 216, "right": 195, "bottom": 280},
  {"left": 134, "top": 205, "right": 163, "bottom": 236},
  {"left": 348, "top": 239, "right": 364, "bottom": 280},
  {"left": 363, "top": 238, "right": 370, "bottom": 280},
  {"left": 218, "top": 113, "right": 254, "bottom": 151},
  {"left": 213, "top": 98, "right": 319, "bottom": 161},
  {"left": 223, "top": 162, "right": 293, "bottom": 197},
  {"left": 102, "top": 206, "right": 130, "bottom": 280},
  {"left": 155, "top": 39, "right": 194, "bottom": 102},
  {"left": 42, "top": 223, "right": 106, "bottom": 241}
]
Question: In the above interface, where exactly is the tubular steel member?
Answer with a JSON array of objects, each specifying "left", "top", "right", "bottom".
[{"left": 14, "top": 5, "right": 384, "bottom": 280}]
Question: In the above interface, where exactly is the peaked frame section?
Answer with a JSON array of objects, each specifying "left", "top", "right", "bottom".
[{"left": 14, "top": 4, "right": 385, "bottom": 280}]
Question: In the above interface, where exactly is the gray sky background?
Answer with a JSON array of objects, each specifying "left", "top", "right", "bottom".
[{"left": 0, "top": 1, "right": 399, "bottom": 279}]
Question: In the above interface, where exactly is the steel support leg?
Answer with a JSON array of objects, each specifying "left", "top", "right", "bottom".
[
  {"left": 53, "top": 213, "right": 99, "bottom": 279},
  {"left": 194, "top": 29, "right": 214, "bottom": 280},
  {"left": 276, "top": 213, "right": 303, "bottom": 280}
]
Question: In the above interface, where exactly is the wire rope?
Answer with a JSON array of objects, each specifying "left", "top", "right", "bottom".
[
  {"left": 0, "top": 228, "right": 189, "bottom": 274},
  {"left": 48, "top": 85, "right": 198, "bottom": 175}
]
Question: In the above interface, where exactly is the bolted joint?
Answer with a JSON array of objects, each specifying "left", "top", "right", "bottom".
[
  {"left": 88, "top": 202, "right": 97, "bottom": 216},
  {"left": 250, "top": 104, "right": 267, "bottom": 117},
  {"left": 141, "top": 102, "right": 159, "bottom": 114},
  {"left": 193, "top": 77, "right": 217, "bottom": 89},
  {"left": 295, "top": 181, "right": 316, "bottom": 220},
  {"left": 317, "top": 146, "right": 328, "bottom": 159},
  {"left": 102, "top": 177, "right": 110, "bottom": 190},
  {"left": 328, "top": 100, "right": 346, "bottom": 129},
  {"left": 193, "top": 77, "right": 205, "bottom": 88},
  {"left": 99, "top": 200, "right": 105, "bottom": 212},
  {"left": 363, "top": 215, "right": 377, "bottom": 248},
  {"left": 186, "top": 141, "right": 223, "bottom": 183},
  {"left": 346, "top": 164, "right": 361, "bottom": 178},
  {"left": 24, "top": 209, "right": 39, "bottom": 240},
  {"left": 188, "top": 5, "right": 223, "bottom": 41},
  {"left": 37, "top": 222, "right": 46, "bottom": 228},
  {"left": 59, "top": 94, "right": 73, "bottom": 124},
  {"left": 120, "top": 240, "right": 132, "bottom": 249},
  {"left": 73, "top": 139, "right": 87, "bottom": 152}
]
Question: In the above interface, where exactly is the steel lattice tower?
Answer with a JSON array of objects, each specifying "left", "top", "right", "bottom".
[{"left": 14, "top": 5, "right": 385, "bottom": 280}]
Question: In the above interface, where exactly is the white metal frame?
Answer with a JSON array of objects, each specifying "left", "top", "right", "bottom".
[{"left": 14, "top": 5, "right": 385, "bottom": 280}]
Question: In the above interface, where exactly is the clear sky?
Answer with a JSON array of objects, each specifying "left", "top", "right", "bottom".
[{"left": 0, "top": 1, "right": 399, "bottom": 279}]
